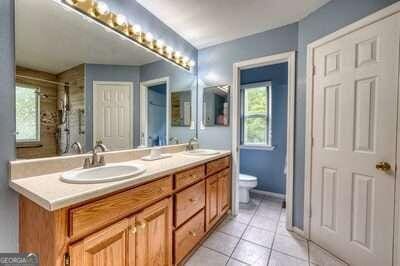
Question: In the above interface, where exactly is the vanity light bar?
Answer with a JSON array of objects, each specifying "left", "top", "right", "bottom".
[{"left": 63, "top": 0, "right": 195, "bottom": 71}]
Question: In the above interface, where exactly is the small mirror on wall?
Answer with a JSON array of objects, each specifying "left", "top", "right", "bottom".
[{"left": 203, "top": 85, "right": 230, "bottom": 127}]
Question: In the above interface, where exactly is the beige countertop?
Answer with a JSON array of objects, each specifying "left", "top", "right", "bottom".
[{"left": 9, "top": 150, "right": 231, "bottom": 211}]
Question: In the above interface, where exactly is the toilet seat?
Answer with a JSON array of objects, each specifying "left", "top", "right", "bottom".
[{"left": 240, "top": 173, "right": 257, "bottom": 182}]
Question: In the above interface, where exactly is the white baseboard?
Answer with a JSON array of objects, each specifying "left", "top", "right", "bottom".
[
  {"left": 292, "top": 226, "right": 307, "bottom": 239},
  {"left": 251, "top": 189, "right": 285, "bottom": 200}
]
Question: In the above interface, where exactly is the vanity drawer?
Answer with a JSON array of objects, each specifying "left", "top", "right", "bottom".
[
  {"left": 174, "top": 210, "right": 205, "bottom": 264},
  {"left": 206, "top": 156, "right": 230, "bottom": 176},
  {"left": 69, "top": 176, "right": 172, "bottom": 239},
  {"left": 175, "top": 180, "right": 205, "bottom": 227},
  {"left": 174, "top": 165, "right": 205, "bottom": 190}
]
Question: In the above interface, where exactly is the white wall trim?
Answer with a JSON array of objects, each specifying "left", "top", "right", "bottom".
[
  {"left": 140, "top": 77, "right": 170, "bottom": 147},
  {"left": 304, "top": 2, "right": 400, "bottom": 264},
  {"left": 251, "top": 189, "right": 285, "bottom": 200},
  {"left": 93, "top": 81, "right": 134, "bottom": 148},
  {"left": 232, "top": 51, "right": 296, "bottom": 231}
]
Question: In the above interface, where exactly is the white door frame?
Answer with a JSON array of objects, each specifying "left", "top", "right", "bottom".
[
  {"left": 232, "top": 51, "right": 296, "bottom": 231},
  {"left": 304, "top": 2, "right": 400, "bottom": 265},
  {"left": 140, "top": 77, "right": 170, "bottom": 146},
  {"left": 93, "top": 81, "right": 134, "bottom": 148}
]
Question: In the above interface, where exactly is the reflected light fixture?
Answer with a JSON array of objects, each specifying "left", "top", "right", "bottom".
[{"left": 62, "top": 0, "right": 194, "bottom": 71}]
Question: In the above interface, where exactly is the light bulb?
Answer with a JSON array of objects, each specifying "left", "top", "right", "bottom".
[
  {"left": 145, "top": 32, "right": 154, "bottom": 42},
  {"left": 94, "top": 1, "right": 109, "bottom": 16},
  {"left": 182, "top": 56, "right": 189, "bottom": 63},
  {"left": 189, "top": 60, "right": 196, "bottom": 67},
  {"left": 132, "top": 24, "right": 141, "bottom": 34},
  {"left": 166, "top": 46, "right": 173, "bottom": 54},
  {"left": 174, "top": 51, "right": 181, "bottom": 59},
  {"left": 115, "top": 14, "right": 127, "bottom": 26},
  {"left": 156, "top": 39, "right": 165, "bottom": 48}
]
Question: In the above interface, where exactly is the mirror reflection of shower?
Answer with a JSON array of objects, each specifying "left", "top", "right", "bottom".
[{"left": 58, "top": 83, "right": 71, "bottom": 154}]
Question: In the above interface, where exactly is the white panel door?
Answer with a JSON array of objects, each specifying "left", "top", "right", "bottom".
[
  {"left": 93, "top": 82, "right": 132, "bottom": 150},
  {"left": 311, "top": 14, "right": 400, "bottom": 266}
]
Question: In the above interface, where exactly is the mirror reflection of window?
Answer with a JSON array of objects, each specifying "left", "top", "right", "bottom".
[
  {"left": 16, "top": 85, "right": 40, "bottom": 143},
  {"left": 203, "top": 85, "right": 230, "bottom": 127}
]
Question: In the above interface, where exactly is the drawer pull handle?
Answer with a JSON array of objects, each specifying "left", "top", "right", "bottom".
[
  {"left": 129, "top": 225, "right": 137, "bottom": 234},
  {"left": 191, "top": 174, "right": 197, "bottom": 179},
  {"left": 189, "top": 198, "right": 197, "bottom": 203},
  {"left": 137, "top": 222, "right": 146, "bottom": 229},
  {"left": 188, "top": 231, "right": 197, "bottom": 237}
]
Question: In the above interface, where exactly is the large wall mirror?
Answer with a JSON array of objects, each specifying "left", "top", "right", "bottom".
[{"left": 15, "top": 0, "right": 197, "bottom": 159}]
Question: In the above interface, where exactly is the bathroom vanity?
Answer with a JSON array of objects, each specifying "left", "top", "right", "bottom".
[{"left": 9, "top": 147, "right": 231, "bottom": 266}]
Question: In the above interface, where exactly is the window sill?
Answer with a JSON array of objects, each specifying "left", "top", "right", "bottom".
[
  {"left": 16, "top": 142, "right": 42, "bottom": 148},
  {"left": 240, "top": 145, "right": 275, "bottom": 151}
]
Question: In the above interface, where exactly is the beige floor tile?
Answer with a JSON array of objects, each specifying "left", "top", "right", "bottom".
[
  {"left": 272, "top": 235, "right": 308, "bottom": 261},
  {"left": 268, "top": 250, "right": 309, "bottom": 266},
  {"left": 203, "top": 231, "right": 240, "bottom": 256},
  {"left": 309, "top": 242, "right": 348, "bottom": 266},
  {"left": 232, "top": 240, "right": 270, "bottom": 266},
  {"left": 184, "top": 247, "right": 229, "bottom": 266},
  {"left": 242, "top": 226, "right": 275, "bottom": 248},
  {"left": 217, "top": 218, "right": 247, "bottom": 238},
  {"left": 250, "top": 214, "right": 279, "bottom": 232},
  {"left": 227, "top": 258, "right": 250, "bottom": 266}
]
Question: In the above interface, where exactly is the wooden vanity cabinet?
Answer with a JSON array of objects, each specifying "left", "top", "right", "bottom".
[
  {"left": 69, "top": 198, "right": 173, "bottom": 266},
  {"left": 205, "top": 160, "right": 231, "bottom": 231},
  {"left": 18, "top": 155, "right": 231, "bottom": 266}
]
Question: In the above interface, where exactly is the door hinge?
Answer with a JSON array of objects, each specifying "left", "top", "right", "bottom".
[
  {"left": 309, "top": 208, "right": 312, "bottom": 218},
  {"left": 64, "top": 253, "right": 70, "bottom": 266},
  {"left": 311, "top": 137, "right": 314, "bottom": 147},
  {"left": 312, "top": 65, "right": 316, "bottom": 76}
]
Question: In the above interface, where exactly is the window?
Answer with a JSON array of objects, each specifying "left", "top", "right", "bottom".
[
  {"left": 241, "top": 82, "right": 272, "bottom": 147},
  {"left": 16, "top": 84, "right": 40, "bottom": 143}
]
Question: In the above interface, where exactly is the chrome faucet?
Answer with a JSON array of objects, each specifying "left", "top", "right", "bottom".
[
  {"left": 71, "top": 142, "right": 84, "bottom": 154},
  {"left": 169, "top": 137, "right": 179, "bottom": 145},
  {"left": 83, "top": 141, "right": 108, "bottom": 169},
  {"left": 186, "top": 137, "right": 199, "bottom": 151}
]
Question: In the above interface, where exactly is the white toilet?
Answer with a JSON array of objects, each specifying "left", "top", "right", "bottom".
[{"left": 239, "top": 173, "right": 258, "bottom": 203}]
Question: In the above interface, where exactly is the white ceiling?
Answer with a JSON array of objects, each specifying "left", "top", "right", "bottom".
[
  {"left": 137, "top": 0, "right": 331, "bottom": 49},
  {"left": 16, "top": 0, "right": 159, "bottom": 74}
]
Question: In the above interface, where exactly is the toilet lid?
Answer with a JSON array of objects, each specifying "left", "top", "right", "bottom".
[{"left": 240, "top": 173, "right": 257, "bottom": 181}]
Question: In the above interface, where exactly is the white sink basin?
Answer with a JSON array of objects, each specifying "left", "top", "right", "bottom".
[
  {"left": 182, "top": 149, "right": 220, "bottom": 156},
  {"left": 61, "top": 163, "right": 146, "bottom": 184}
]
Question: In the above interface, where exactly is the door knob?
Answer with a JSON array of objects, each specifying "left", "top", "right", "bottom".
[{"left": 376, "top": 162, "right": 391, "bottom": 171}]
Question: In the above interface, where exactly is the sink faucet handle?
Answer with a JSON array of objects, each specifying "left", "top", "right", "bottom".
[
  {"left": 99, "top": 155, "right": 106, "bottom": 166},
  {"left": 83, "top": 158, "right": 91, "bottom": 169}
]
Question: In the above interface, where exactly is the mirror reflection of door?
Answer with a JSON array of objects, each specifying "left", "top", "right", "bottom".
[
  {"left": 147, "top": 84, "right": 167, "bottom": 146},
  {"left": 93, "top": 81, "right": 133, "bottom": 151}
]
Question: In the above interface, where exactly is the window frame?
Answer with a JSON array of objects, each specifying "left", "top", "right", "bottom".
[
  {"left": 240, "top": 81, "right": 272, "bottom": 149},
  {"left": 15, "top": 83, "right": 41, "bottom": 145}
]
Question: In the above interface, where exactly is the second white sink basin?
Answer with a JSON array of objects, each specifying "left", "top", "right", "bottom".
[
  {"left": 182, "top": 149, "right": 220, "bottom": 156},
  {"left": 61, "top": 163, "right": 146, "bottom": 184}
]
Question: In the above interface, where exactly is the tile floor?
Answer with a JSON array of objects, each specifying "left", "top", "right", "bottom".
[{"left": 185, "top": 193, "right": 348, "bottom": 266}]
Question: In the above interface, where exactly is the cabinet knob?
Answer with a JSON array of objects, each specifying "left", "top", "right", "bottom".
[
  {"left": 137, "top": 222, "right": 146, "bottom": 229},
  {"left": 129, "top": 225, "right": 137, "bottom": 234},
  {"left": 188, "top": 231, "right": 197, "bottom": 237}
]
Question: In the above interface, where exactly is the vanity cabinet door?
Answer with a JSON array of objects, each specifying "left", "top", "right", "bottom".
[
  {"left": 218, "top": 169, "right": 230, "bottom": 216},
  {"left": 206, "top": 175, "right": 219, "bottom": 231},
  {"left": 69, "top": 217, "right": 136, "bottom": 266},
  {"left": 136, "top": 197, "right": 173, "bottom": 266}
]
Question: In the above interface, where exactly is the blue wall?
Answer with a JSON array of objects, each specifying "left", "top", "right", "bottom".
[
  {"left": 240, "top": 63, "right": 288, "bottom": 194},
  {"left": 0, "top": 0, "right": 18, "bottom": 251},
  {"left": 140, "top": 60, "right": 197, "bottom": 143},
  {"left": 198, "top": 23, "right": 298, "bottom": 149},
  {"left": 148, "top": 84, "right": 167, "bottom": 146},
  {"left": 85, "top": 64, "right": 141, "bottom": 149}
]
